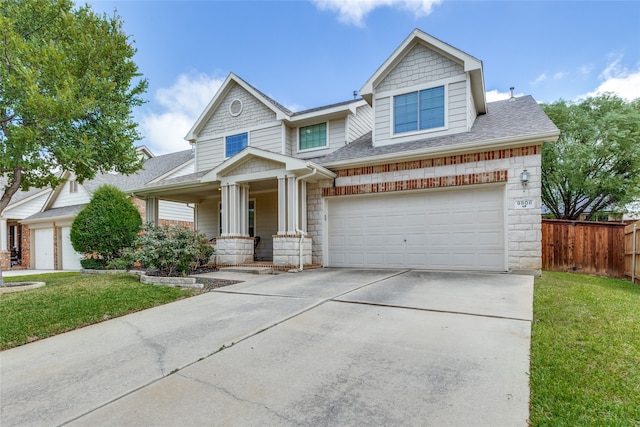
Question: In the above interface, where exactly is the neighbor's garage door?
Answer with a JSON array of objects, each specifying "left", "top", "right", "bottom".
[
  {"left": 60, "top": 226, "right": 83, "bottom": 270},
  {"left": 328, "top": 185, "right": 506, "bottom": 271},
  {"left": 34, "top": 228, "right": 55, "bottom": 270}
]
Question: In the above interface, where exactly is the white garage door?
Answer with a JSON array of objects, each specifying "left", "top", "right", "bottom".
[
  {"left": 35, "top": 228, "right": 55, "bottom": 270},
  {"left": 61, "top": 227, "right": 83, "bottom": 270},
  {"left": 328, "top": 185, "right": 506, "bottom": 271}
]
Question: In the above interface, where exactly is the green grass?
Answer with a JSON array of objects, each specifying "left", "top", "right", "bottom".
[
  {"left": 530, "top": 271, "right": 640, "bottom": 426},
  {"left": 0, "top": 273, "right": 195, "bottom": 350}
]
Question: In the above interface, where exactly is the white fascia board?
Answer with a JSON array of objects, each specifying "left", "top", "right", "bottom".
[
  {"left": 41, "top": 170, "right": 72, "bottom": 211},
  {"left": 321, "top": 131, "right": 560, "bottom": 169}
]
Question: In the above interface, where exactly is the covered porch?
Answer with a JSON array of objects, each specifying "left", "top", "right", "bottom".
[{"left": 135, "top": 147, "right": 334, "bottom": 270}]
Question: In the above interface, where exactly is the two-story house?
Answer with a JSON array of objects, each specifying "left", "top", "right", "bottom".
[{"left": 134, "top": 29, "right": 560, "bottom": 275}]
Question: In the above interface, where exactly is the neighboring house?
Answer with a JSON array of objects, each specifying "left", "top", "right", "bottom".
[
  {"left": 132, "top": 29, "right": 560, "bottom": 274},
  {"left": 0, "top": 185, "right": 52, "bottom": 270},
  {"left": 20, "top": 147, "right": 195, "bottom": 270}
]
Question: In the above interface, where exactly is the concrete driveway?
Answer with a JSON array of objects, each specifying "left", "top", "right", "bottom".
[{"left": 0, "top": 269, "right": 533, "bottom": 426}]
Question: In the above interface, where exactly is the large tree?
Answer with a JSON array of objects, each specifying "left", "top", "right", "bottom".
[
  {"left": 541, "top": 94, "right": 640, "bottom": 220},
  {"left": 0, "top": 0, "right": 147, "bottom": 213},
  {"left": 0, "top": 0, "right": 147, "bottom": 282}
]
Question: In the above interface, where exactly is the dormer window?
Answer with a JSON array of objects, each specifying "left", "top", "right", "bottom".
[
  {"left": 394, "top": 85, "right": 445, "bottom": 134},
  {"left": 299, "top": 123, "right": 327, "bottom": 151}
]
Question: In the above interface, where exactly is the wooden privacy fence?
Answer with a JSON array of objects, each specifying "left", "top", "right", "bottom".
[
  {"left": 624, "top": 221, "right": 640, "bottom": 283},
  {"left": 542, "top": 219, "right": 626, "bottom": 278}
]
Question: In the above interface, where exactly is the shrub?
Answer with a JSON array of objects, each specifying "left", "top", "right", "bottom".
[
  {"left": 70, "top": 185, "right": 142, "bottom": 266},
  {"left": 130, "top": 223, "right": 213, "bottom": 277},
  {"left": 80, "top": 257, "right": 107, "bottom": 270}
]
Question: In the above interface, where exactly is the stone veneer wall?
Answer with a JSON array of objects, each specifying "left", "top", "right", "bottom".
[
  {"left": 306, "top": 182, "right": 327, "bottom": 266},
  {"left": 272, "top": 235, "right": 312, "bottom": 268},
  {"left": 215, "top": 236, "right": 254, "bottom": 265},
  {"left": 312, "top": 145, "right": 543, "bottom": 273}
]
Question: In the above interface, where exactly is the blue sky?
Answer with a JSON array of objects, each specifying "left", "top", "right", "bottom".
[{"left": 85, "top": 1, "right": 640, "bottom": 154}]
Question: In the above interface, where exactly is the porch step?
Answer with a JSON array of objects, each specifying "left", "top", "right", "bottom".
[{"left": 219, "top": 266, "right": 274, "bottom": 275}]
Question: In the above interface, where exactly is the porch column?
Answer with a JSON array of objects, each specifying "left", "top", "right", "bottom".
[
  {"left": 228, "top": 184, "right": 240, "bottom": 235},
  {"left": 277, "top": 177, "right": 287, "bottom": 235},
  {"left": 145, "top": 198, "right": 159, "bottom": 225},
  {"left": 0, "top": 218, "right": 7, "bottom": 251},
  {"left": 239, "top": 184, "right": 249, "bottom": 236},
  {"left": 287, "top": 176, "right": 296, "bottom": 234},
  {"left": 220, "top": 185, "right": 229, "bottom": 236}
]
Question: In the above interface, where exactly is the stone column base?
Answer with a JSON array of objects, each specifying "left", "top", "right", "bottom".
[
  {"left": 215, "top": 236, "right": 254, "bottom": 265},
  {"left": 273, "top": 235, "right": 312, "bottom": 268}
]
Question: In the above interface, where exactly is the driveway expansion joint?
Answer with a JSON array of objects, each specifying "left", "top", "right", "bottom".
[{"left": 331, "top": 299, "right": 533, "bottom": 323}]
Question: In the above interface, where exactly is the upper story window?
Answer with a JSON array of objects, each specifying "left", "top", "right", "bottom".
[
  {"left": 394, "top": 85, "right": 445, "bottom": 134},
  {"left": 225, "top": 132, "right": 248, "bottom": 157},
  {"left": 69, "top": 180, "right": 78, "bottom": 193},
  {"left": 299, "top": 123, "right": 327, "bottom": 151}
]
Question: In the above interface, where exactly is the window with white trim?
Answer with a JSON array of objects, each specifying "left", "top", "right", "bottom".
[
  {"left": 394, "top": 85, "right": 445, "bottom": 134},
  {"left": 225, "top": 133, "right": 248, "bottom": 157},
  {"left": 69, "top": 180, "right": 78, "bottom": 193},
  {"left": 299, "top": 123, "right": 327, "bottom": 151}
]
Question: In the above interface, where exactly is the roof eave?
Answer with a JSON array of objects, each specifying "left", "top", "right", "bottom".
[{"left": 320, "top": 131, "right": 560, "bottom": 169}]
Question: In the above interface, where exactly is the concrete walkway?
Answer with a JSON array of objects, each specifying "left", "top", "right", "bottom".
[{"left": 0, "top": 269, "right": 533, "bottom": 426}]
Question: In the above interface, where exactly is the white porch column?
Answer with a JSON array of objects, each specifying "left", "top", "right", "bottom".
[
  {"left": 220, "top": 185, "right": 229, "bottom": 235},
  {"left": 239, "top": 184, "right": 249, "bottom": 237},
  {"left": 0, "top": 218, "right": 7, "bottom": 251},
  {"left": 228, "top": 184, "right": 240, "bottom": 235},
  {"left": 287, "top": 176, "right": 296, "bottom": 234},
  {"left": 145, "top": 198, "right": 159, "bottom": 224},
  {"left": 299, "top": 180, "right": 308, "bottom": 233},
  {"left": 277, "top": 177, "right": 287, "bottom": 235}
]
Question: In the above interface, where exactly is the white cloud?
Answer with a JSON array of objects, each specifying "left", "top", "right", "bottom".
[
  {"left": 553, "top": 71, "right": 568, "bottom": 80},
  {"left": 139, "top": 72, "right": 224, "bottom": 155},
  {"left": 582, "top": 55, "right": 640, "bottom": 101},
  {"left": 485, "top": 89, "right": 524, "bottom": 103},
  {"left": 311, "top": 0, "right": 442, "bottom": 27},
  {"left": 532, "top": 73, "right": 547, "bottom": 84}
]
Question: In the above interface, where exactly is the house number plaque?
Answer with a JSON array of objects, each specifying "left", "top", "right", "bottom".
[{"left": 515, "top": 199, "right": 535, "bottom": 209}]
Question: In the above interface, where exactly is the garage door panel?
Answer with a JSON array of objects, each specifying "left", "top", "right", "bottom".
[{"left": 328, "top": 186, "right": 506, "bottom": 271}]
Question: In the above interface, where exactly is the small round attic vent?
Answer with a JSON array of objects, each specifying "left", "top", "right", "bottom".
[{"left": 229, "top": 99, "right": 243, "bottom": 117}]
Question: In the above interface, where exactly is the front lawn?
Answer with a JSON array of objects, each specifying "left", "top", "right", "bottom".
[
  {"left": 0, "top": 273, "right": 195, "bottom": 350},
  {"left": 530, "top": 271, "right": 640, "bottom": 426}
]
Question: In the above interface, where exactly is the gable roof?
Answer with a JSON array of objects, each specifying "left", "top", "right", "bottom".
[
  {"left": 360, "top": 29, "right": 486, "bottom": 114},
  {"left": 40, "top": 149, "right": 194, "bottom": 211},
  {"left": 185, "top": 73, "right": 291, "bottom": 142},
  {"left": 312, "top": 96, "right": 559, "bottom": 167},
  {"left": 201, "top": 146, "right": 335, "bottom": 182}
]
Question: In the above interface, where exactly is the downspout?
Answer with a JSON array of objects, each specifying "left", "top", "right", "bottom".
[{"left": 293, "top": 165, "right": 317, "bottom": 271}]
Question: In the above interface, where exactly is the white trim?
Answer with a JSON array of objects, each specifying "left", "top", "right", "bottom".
[
  {"left": 296, "top": 121, "right": 329, "bottom": 153},
  {"left": 281, "top": 123, "right": 286, "bottom": 155},
  {"left": 1, "top": 188, "right": 51, "bottom": 215},
  {"left": 149, "top": 159, "right": 195, "bottom": 184},
  {"left": 389, "top": 84, "right": 449, "bottom": 140},
  {"left": 286, "top": 100, "right": 367, "bottom": 125},
  {"left": 228, "top": 98, "right": 243, "bottom": 117}
]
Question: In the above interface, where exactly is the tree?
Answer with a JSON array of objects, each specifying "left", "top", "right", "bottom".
[
  {"left": 0, "top": 0, "right": 147, "bottom": 282},
  {"left": 70, "top": 185, "right": 142, "bottom": 267},
  {"left": 541, "top": 94, "right": 640, "bottom": 220},
  {"left": 0, "top": 0, "right": 147, "bottom": 212}
]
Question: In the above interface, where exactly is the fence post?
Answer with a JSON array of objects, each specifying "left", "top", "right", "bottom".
[{"left": 633, "top": 223, "right": 637, "bottom": 284}]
